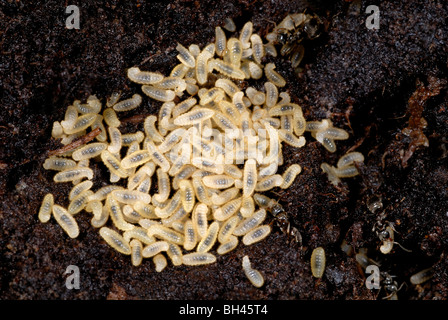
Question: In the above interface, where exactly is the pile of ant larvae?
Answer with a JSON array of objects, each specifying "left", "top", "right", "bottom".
[{"left": 38, "top": 20, "right": 355, "bottom": 278}]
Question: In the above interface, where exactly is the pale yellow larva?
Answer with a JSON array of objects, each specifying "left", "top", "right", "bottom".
[
  {"left": 121, "top": 150, "right": 151, "bottom": 170},
  {"left": 100, "top": 150, "right": 128, "bottom": 178},
  {"left": 90, "top": 206, "right": 109, "bottom": 228},
  {"left": 172, "top": 97, "right": 197, "bottom": 118},
  {"left": 280, "top": 164, "right": 302, "bottom": 189},
  {"left": 233, "top": 208, "right": 266, "bottom": 236},
  {"left": 192, "top": 177, "right": 213, "bottom": 206},
  {"left": 105, "top": 195, "right": 134, "bottom": 231},
  {"left": 211, "top": 187, "right": 240, "bottom": 206},
  {"left": 226, "top": 37, "right": 243, "bottom": 67},
  {"left": 196, "top": 221, "right": 220, "bottom": 253},
  {"left": 311, "top": 247, "right": 326, "bottom": 278},
  {"left": 333, "top": 165, "right": 359, "bottom": 178},
  {"left": 196, "top": 50, "right": 213, "bottom": 85},
  {"left": 145, "top": 140, "right": 171, "bottom": 173},
  {"left": 264, "top": 82, "right": 278, "bottom": 108},
  {"left": 208, "top": 59, "right": 246, "bottom": 80},
  {"left": 158, "top": 128, "right": 186, "bottom": 153},
  {"left": 153, "top": 253, "right": 168, "bottom": 272},
  {"left": 213, "top": 197, "right": 242, "bottom": 221},
  {"left": 170, "top": 63, "right": 190, "bottom": 78},
  {"left": 242, "top": 225, "right": 271, "bottom": 245},
  {"left": 264, "top": 63, "right": 286, "bottom": 87},
  {"left": 258, "top": 162, "right": 278, "bottom": 179},
  {"left": 217, "top": 235, "right": 239, "bottom": 255},
  {"left": 143, "top": 116, "right": 164, "bottom": 143},
  {"left": 217, "top": 216, "right": 239, "bottom": 243},
  {"left": 123, "top": 227, "right": 155, "bottom": 245},
  {"left": 127, "top": 67, "right": 164, "bottom": 85},
  {"left": 240, "top": 196, "right": 255, "bottom": 217},
  {"left": 142, "top": 241, "right": 169, "bottom": 258},
  {"left": 60, "top": 105, "right": 78, "bottom": 132},
  {"left": 112, "top": 94, "right": 142, "bottom": 112},
  {"left": 134, "top": 201, "right": 158, "bottom": 219},
  {"left": 53, "top": 167, "right": 94, "bottom": 183},
  {"left": 43, "top": 157, "right": 77, "bottom": 171},
  {"left": 51, "top": 121, "right": 64, "bottom": 139},
  {"left": 107, "top": 126, "right": 122, "bottom": 154},
  {"left": 176, "top": 43, "right": 196, "bottom": 68},
  {"left": 255, "top": 174, "right": 283, "bottom": 192},
  {"left": 166, "top": 243, "right": 183, "bottom": 266},
  {"left": 52, "top": 204, "right": 79, "bottom": 238},
  {"left": 215, "top": 79, "right": 240, "bottom": 98},
  {"left": 103, "top": 108, "right": 121, "bottom": 128},
  {"left": 154, "top": 191, "right": 182, "bottom": 219},
  {"left": 173, "top": 108, "right": 215, "bottom": 126},
  {"left": 215, "top": 26, "right": 227, "bottom": 57},
  {"left": 250, "top": 33, "right": 264, "bottom": 64},
  {"left": 203, "top": 174, "right": 235, "bottom": 189},
  {"left": 182, "top": 252, "right": 216, "bottom": 266},
  {"left": 153, "top": 168, "right": 171, "bottom": 203},
  {"left": 183, "top": 219, "right": 198, "bottom": 251},
  {"left": 68, "top": 190, "right": 93, "bottom": 215},
  {"left": 147, "top": 224, "right": 184, "bottom": 245},
  {"left": 111, "top": 189, "right": 151, "bottom": 205},
  {"left": 179, "top": 179, "right": 195, "bottom": 213},
  {"left": 242, "top": 255, "right": 264, "bottom": 288},
  {"left": 130, "top": 239, "right": 143, "bottom": 266},
  {"left": 142, "top": 85, "right": 176, "bottom": 102},
  {"left": 239, "top": 21, "right": 253, "bottom": 49},
  {"left": 121, "top": 131, "right": 144, "bottom": 147},
  {"left": 72, "top": 142, "right": 108, "bottom": 161},
  {"left": 337, "top": 152, "right": 365, "bottom": 169},
  {"left": 192, "top": 203, "right": 209, "bottom": 239},
  {"left": 64, "top": 113, "right": 98, "bottom": 135},
  {"left": 38, "top": 193, "right": 54, "bottom": 223},
  {"left": 99, "top": 227, "right": 131, "bottom": 255},
  {"left": 242, "top": 159, "right": 257, "bottom": 197},
  {"left": 191, "top": 156, "right": 224, "bottom": 175}
]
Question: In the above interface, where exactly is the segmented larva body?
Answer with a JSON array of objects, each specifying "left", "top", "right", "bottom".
[
  {"left": 148, "top": 224, "right": 184, "bottom": 245},
  {"left": 111, "top": 189, "right": 151, "bottom": 205},
  {"left": 226, "top": 37, "right": 243, "bottom": 67},
  {"left": 196, "top": 50, "right": 213, "bottom": 85},
  {"left": 173, "top": 108, "right": 215, "bottom": 126},
  {"left": 255, "top": 174, "right": 283, "bottom": 192},
  {"left": 337, "top": 152, "right": 365, "bottom": 169},
  {"left": 242, "top": 225, "right": 271, "bottom": 245},
  {"left": 145, "top": 140, "right": 170, "bottom": 172},
  {"left": 179, "top": 179, "right": 195, "bottom": 213},
  {"left": 191, "top": 157, "right": 224, "bottom": 175},
  {"left": 211, "top": 187, "right": 239, "bottom": 206},
  {"left": 53, "top": 167, "right": 94, "bottom": 182},
  {"left": 173, "top": 97, "right": 197, "bottom": 118},
  {"left": 213, "top": 197, "right": 242, "bottom": 221},
  {"left": 240, "top": 196, "right": 255, "bottom": 217},
  {"left": 311, "top": 247, "right": 326, "bottom": 278},
  {"left": 166, "top": 243, "right": 183, "bottom": 266},
  {"left": 142, "top": 241, "right": 169, "bottom": 258},
  {"left": 99, "top": 227, "right": 131, "bottom": 254},
  {"left": 101, "top": 150, "right": 128, "bottom": 178},
  {"left": 182, "top": 252, "right": 216, "bottom": 266},
  {"left": 264, "top": 63, "right": 286, "bottom": 87},
  {"left": 242, "top": 255, "right": 264, "bottom": 288},
  {"left": 243, "top": 159, "right": 257, "bottom": 197},
  {"left": 143, "top": 116, "right": 164, "bottom": 143},
  {"left": 112, "top": 94, "right": 142, "bottom": 112},
  {"left": 183, "top": 219, "right": 198, "bottom": 251},
  {"left": 217, "top": 235, "right": 239, "bottom": 255},
  {"left": 203, "top": 174, "right": 235, "bottom": 189},
  {"left": 192, "top": 178, "right": 212, "bottom": 206},
  {"left": 123, "top": 227, "right": 155, "bottom": 245},
  {"left": 215, "top": 79, "right": 240, "bottom": 97},
  {"left": 106, "top": 195, "right": 134, "bottom": 231},
  {"left": 280, "top": 164, "right": 302, "bottom": 189},
  {"left": 154, "top": 168, "right": 170, "bottom": 203},
  {"left": 250, "top": 34, "right": 264, "bottom": 64},
  {"left": 208, "top": 59, "right": 246, "bottom": 80},
  {"left": 192, "top": 203, "right": 209, "bottom": 239},
  {"left": 107, "top": 126, "right": 122, "bottom": 154},
  {"left": 38, "top": 193, "right": 54, "bottom": 223},
  {"left": 68, "top": 190, "right": 93, "bottom": 214},
  {"left": 103, "top": 108, "right": 121, "bottom": 128},
  {"left": 153, "top": 253, "right": 168, "bottom": 272},
  {"left": 52, "top": 205, "right": 79, "bottom": 238},
  {"left": 64, "top": 113, "right": 98, "bottom": 135},
  {"left": 72, "top": 142, "right": 107, "bottom": 161},
  {"left": 130, "top": 239, "right": 143, "bottom": 266},
  {"left": 121, "top": 150, "right": 151, "bottom": 169},
  {"left": 127, "top": 67, "right": 164, "bottom": 85},
  {"left": 142, "top": 85, "right": 176, "bottom": 102},
  {"left": 239, "top": 22, "right": 253, "bottom": 49},
  {"left": 233, "top": 208, "right": 266, "bottom": 236},
  {"left": 43, "top": 157, "right": 77, "bottom": 171},
  {"left": 196, "top": 221, "right": 220, "bottom": 253},
  {"left": 176, "top": 43, "right": 196, "bottom": 68},
  {"left": 410, "top": 267, "right": 434, "bottom": 285}
]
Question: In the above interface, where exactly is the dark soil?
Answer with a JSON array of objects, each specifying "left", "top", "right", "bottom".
[{"left": 1, "top": 0, "right": 447, "bottom": 300}]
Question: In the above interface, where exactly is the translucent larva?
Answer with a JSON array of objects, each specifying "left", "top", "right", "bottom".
[
  {"left": 142, "top": 241, "right": 169, "bottom": 258},
  {"left": 203, "top": 174, "right": 235, "bottom": 189},
  {"left": 173, "top": 97, "right": 197, "bottom": 118},
  {"left": 122, "top": 131, "right": 145, "bottom": 147},
  {"left": 51, "top": 121, "right": 64, "bottom": 139},
  {"left": 223, "top": 164, "right": 243, "bottom": 179},
  {"left": 91, "top": 206, "right": 109, "bottom": 228},
  {"left": 60, "top": 105, "right": 78, "bottom": 132},
  {"left": 170, "top": 63, "right": 190, "bottom": 78},
  {"left": 182, "top": 252, "right": 216, "bottom": 266},
  {"left": 107, "top": 127, "right": 122, "bottom": 154},
  {"left": 121, "top": 150, "right": 151, "bottom": 170},
  {"left": 208, "top": 59, "right": 246, "bottom": 80},
  {"left": 38, "top": 193, "right": 54, "bottom": 223},
  {"left": 100, "top": 150, "right": 128, "bottom": 178},
  {"left": 264, "top": 63, "right": 286, "bottom": 87},
  {"left": 196, "top": 221, "right": 219, "bottom": 253},
  {"left": 279, "top": 129, "right": 305, "bottom": 148},
  {"left": 258, "top": 162, "right": 278, "bottom": 179},
  {"left": 196, "top": 50, "right": 213, "bottom": 85},
  {"left": 99, "top": 227, "right": 131, "bottom": 255},
  {"left": 134, "top": 201, "right": 158, "bottom": 219},
  {"left": 320, "top": 163, "right": 340, "bottom": 186},
  {"left": 166, "top": 243, "right": 183, "bottom": 266},
  {"left": 233, "top": 208, "right": 266, "bottom": 236},
  {"left": 242, "top": 225, "right": 271, "bottom": 245},
  {"left": 192, "top": 203, "right": 209, "bottom": 239},
  {"left": 153, "top": 254, "right": 168, "bottom": 272},
  {"left": 337, "top": 152, "right": 365, "bottom": 169},
  {"left": 215, "top": 79, "right": 240, "bottom": 97},
  {"left": 88, "top": 185, "right": 123, "bottom": 202},
  {"left": 179, "top": 179, "right": 195, "bottom": 213},
  {"left": 176, "top": 43, "right": 196, "bottom": 68},
  {"left": 215, "top": 26, "right": 227, "bottom": 57},
  {"left": 127, "top": 67, "right": 164, "bottom": 85},
  {"left": 240, "top": 196, "right": 255, "bottom": 217},
  {"left": 213, "top": 197, "right": 242, "bottom": 221},
  {"left": 106, "top": 195, "right": 134, "bottom": 231},
  {"left": 68, "top": 190, "right": 93, "bottom": 214},
  {"left": 239, "top": 22, "right": 253, "bottom": 49},
  {"left": 43, "top": 157, "right": 76, "bottom": 171},
  {"left": 173, "top": 108, "right": 215, "bottom": 126},
  {"left": 410, "top": 267, "right": 434, "bottom": 285},
  {"left": 142, "top": 85, "right": 176, "bottom": 102},
  {"left": 255, "top": 174, "right": 283, "bottom": 192},
  {"left": 212, "top": 112, "right": 239, "bottom": 137},
  {"left": 321, "top": 137, "right": 336, "bottom": 153},
  {"left": 111, "top": 189, "right": 151, "bottom": 205},
  {"left": 250, "top": 34, "right": 264, "bottom": 64},
  {"left": 91, "top": 115, "right": 107, "bottom": 142},
  {"left": 103, "top": 108, "right": 121, "bottom": 128},
  {"left": 53, "top": 167, "right": 94, "bottom": 182},
  {"left": 292, "top": 108, "right": 306, "bottom": 136},
  {"left": 147, "top": 224, "right": 184, "bottom": 245},
  {"left": 112, "top": 94, "right": 142, "bottom": 112},
  {"left": 211, "top": 187, "right": 239, "bottom": 206},
  {"left": 192, "top": 178, "right": 213, "bottom": 206},
  {"left": 218, "top": 216, "right": 239, "bottom": 243},
  {"left": 52, "top": 205, "right": 79, "bottom": 238},
  {"left": 191, "top": 156, "right": 224, "bottom": 175},
  {"left": 143, "top": 116, "right": 164, "bottom": 143},
  {"left": 280, "top": 164, "right": 302, "bottom": 189},
  {"left": 183, "top": 219, "right": 198, "bottom": 251},
  {"left": 268, "top": 103, "right": 299, "bottom": 117},
  {"left": 243, "top": 159, "right": 257, "bottom": 197},
  {"left": 158, "top": 128, "right": 186, "bottom": 153},
  {"left": 106, "top": 92, "right": 122, "bottom": 107},
  {"left": 311, "top": 247, "right": 326, "bottom": 278},
  {"left": 306, "top": 119, "right": 331, "bottom": 133},
  {"left": 123, "top": 227, "right": 155, "bottom": 245},
  {"left": 154, "top": 169, "right": 171, "bottom": 203},
  {"left": 130, "top": 239, "right": 143, "bottom": 266},
  {"left": 145, "top": 140, "right": 170, "bottom": 173},
  {"left": 226, "top": 37, "right": 243, "bottom": 67},
  {"left": 242, "top": 255, "right": 264, "bottom": 288},
  {"left": 217, "top": 235, "right": 239, "bottom": 255},
  {"left": 72, "top": 142, "right": 107, "bottom": 161},
  {"left": 333, "top": 165, "right": 359, "bottom": 178},
  {"left": 316, "top": 127, "right": 349, "bottom": 143},
  {"left": 64, "top": 113, "right": 97, "bottom": 135}
]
